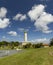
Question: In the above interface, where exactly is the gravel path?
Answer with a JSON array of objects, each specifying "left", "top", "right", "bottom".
[{"left": 0, "top": 50, "right": 22, "bottom": 57}]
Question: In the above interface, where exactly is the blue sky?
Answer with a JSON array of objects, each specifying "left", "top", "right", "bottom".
[{"left": 0, "top": 0, "right": 53, "bottom": 43}]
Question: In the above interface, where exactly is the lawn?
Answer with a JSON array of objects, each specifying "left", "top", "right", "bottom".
[{"left": 0, "top": 47, "right": 53, "bottom": 65}]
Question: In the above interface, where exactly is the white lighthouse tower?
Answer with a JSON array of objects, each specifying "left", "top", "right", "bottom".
[
  {"left": 24, "top": 31, "right": 27, "bottom": 42},
  {"left": 22, "top": 31, "right": 28, "bottom": 45}
]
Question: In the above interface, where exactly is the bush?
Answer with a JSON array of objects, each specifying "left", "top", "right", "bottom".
[
  {"left": 32, "top": 43, "right": 43, "bottom": 48},
  {"left": 11, "top": 45, "right": 14, "bottom": 49},
  {"left": 18, "top": 45, "right": 23, "bottom": 49},
  {"left": 23, "top": 43, "right": 31, "bottom": 49}
]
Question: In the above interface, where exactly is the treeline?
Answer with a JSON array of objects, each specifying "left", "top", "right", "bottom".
[
  {"left": 0, "top": 41, "right": 20, "bottom": 46},
  {"left": 0, "top": 41, "right": 20, "bottom": 49},
  {"left": 22, "top": 43, "right": 44, "bottom": 49},
  {"left": 22, "top": 38, "right": 53, "bottom": 49},
  {"left": 0, "top": 38, "right": 53, "bottom": 49},
  {"left": 0, "top": 41, "right": 44, "bottom": 49}
]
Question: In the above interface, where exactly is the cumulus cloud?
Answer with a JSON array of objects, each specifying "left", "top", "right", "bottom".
[
  {"left": 31, "top": 38, "right": 49, "bottom": 43},
  {"left": 28, "top": 4, "right": 53, "bottom": 33},
  {"left": 35, "top": 12, "right": 53, "bottom": 33},
  {"left": 0, "top": 7, "right": 10, "bottom": 29},
  {"left": 0, "top": 18, "right": 10, "bottom": 28},
  {"left": 13, "top": 13, "right": 26, "bottom": 21},
  {"left": 8, "top": 31, "right": 17, "bottom": 36},
  {"left": 28, "top": 4, "right": 45, "bottom": 21},
  {"left": 35, "top": 38, "right": 47, "bottom": 42},
  {"left": 0, "top": 7, "right": 7, "bottom": 18}
]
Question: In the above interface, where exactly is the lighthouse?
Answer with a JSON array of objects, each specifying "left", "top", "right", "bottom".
[
  {"left": 24, "top": 31, "right": 27, "bottom": 42},
  {"left": 22, "top": 31, "right": 28, "bottom": 45}
]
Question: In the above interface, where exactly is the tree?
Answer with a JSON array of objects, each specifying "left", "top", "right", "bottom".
[
  {"left": 0, "top": 42, "right": 2, "bottom": 47},
  {"left": 32, "top": 43, "right": 43, "bottom": 48},
  {"left": 2, "top": 41, "right": 9, "bottom": 46},
  {"left": 23, "top": 43, "right": 31, "bottom": 48},
  {"left": 50, "top": 38, "right": 53, "bottom": 46},
  {"left": 14, "top": 41, "right": 19, "bottom": 46}
]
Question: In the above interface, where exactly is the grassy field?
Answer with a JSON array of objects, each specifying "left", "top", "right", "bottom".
[{"left": 0, "top": 47, "right": 53, "bottom": 65}]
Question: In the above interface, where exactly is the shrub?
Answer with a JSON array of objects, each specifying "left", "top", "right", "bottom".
[
  {"left": 11, "top": 46, "right": 14, "bottom": 49},
  {"left": 32, "top": 43, "right": 43, "bottom": 48},
  {"left": 23, "top": 43, "right": 31, "bottom": 49}
]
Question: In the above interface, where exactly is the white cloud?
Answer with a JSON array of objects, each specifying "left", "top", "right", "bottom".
[
  {"left": 0, "top": 7, "right": 7, "bottom": 18},
  {"left": 40, "top": 0, "right": 50, "bottom": 2},
  {"left": 28, "top": 4, "right": 53, "bottom": 33},
  {"left": 20, "top": 15, "right": 26, "bottom": 21},
  {"left": 28, "top": 4, "right": 45, "bottom": 21},
  {"left": 18, "top": 28, "right": 29, "bottom": 32},
  {"left": 35, "top": 12, "right": 53, "bottom": 33},
  {"left": 0, "top": 7, "right": 10, "bottom": 29},
  {"left": 18, "top": 28, "right": 24, "bottom": 31},
  {"left": 8, "top": 31, "right": 17, "bottom": 36},
  {"left": 31, "top": 38, "right": 49, "bottom": 43},
  {"left": 35, "top": 38, "right": 47, "bottom": 42},
  {"left": 13, "top": 13, "right": 26, "bottom": 21},
  {"left": 0, "top": 18, "right": 10, "bottom": 28},
  {"left": 13, "top": 14, "right": 22, "bottom": 20}
]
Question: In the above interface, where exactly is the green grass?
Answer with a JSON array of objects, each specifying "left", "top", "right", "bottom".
[{"left": 0, "top": 47, "right": 53, "bottom": 65}]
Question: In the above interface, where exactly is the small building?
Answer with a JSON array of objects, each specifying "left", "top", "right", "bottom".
[{"left": 43, "top": 44, "right": 49, "bottom": 48}]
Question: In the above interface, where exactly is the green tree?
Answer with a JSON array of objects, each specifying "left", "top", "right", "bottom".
[
  {"left": 23, "top": 43, "right": 31, "bottom": 48},
  {"left": 14, "top": 41, "right": 19, "bottom": 46},
  {"left": 32, "top": 43, "right": 43, "bottom": 48},
  {"left": 50, "top": 38, "right": 53, "bottom": 46}
]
